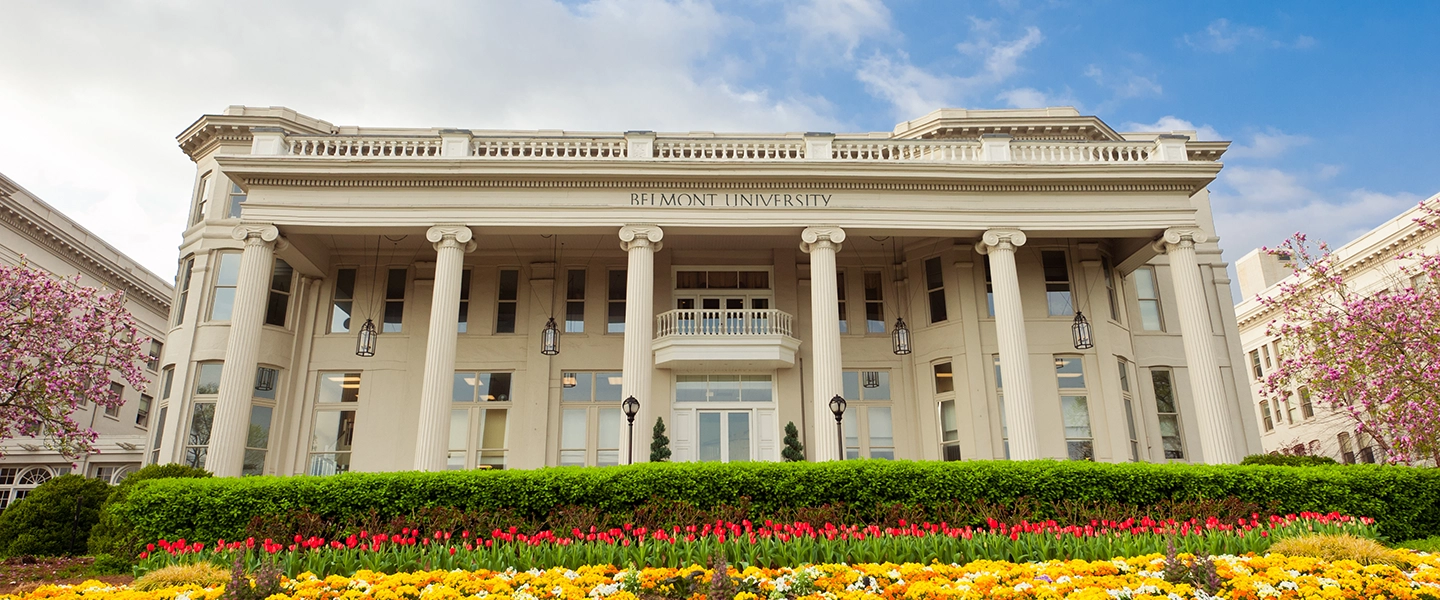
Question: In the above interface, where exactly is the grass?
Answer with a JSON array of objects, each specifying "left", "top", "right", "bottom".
[
  {"left": 131, "top": 563, "right": 229, "bottom": 591},
  {"left": 1269, "top": 534, "right": 1408, "bottom": 567},
  {"left": 1399, "top": 536, "right": 1440, "bottom": 553}
]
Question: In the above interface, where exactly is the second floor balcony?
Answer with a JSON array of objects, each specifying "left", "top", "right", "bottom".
[{"left": 653, "top": 309, "right": 800, "bottom": 371}]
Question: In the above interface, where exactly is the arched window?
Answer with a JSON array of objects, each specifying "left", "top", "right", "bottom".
[{"left": 0, "top": 466, "right": 56, "bottom": 508}]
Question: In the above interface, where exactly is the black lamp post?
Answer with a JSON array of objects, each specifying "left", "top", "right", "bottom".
[
  {"left": 355, "top": 318, "right": 377, "bottom": 357},
  {"left": 622, "top": 395, "right": 640, "bottom": 464},
  {"left": 828, "top": 394, "right": 847, "bottom": 460},
  {"left": 891, "top": 317, "right": 911, "bottom": 355},
  {"left": 1071, "top": 311, "right": 1094, "bottom": 350},
  {"left": 541, "top": 317, "right": 560, "bottom": 355}
]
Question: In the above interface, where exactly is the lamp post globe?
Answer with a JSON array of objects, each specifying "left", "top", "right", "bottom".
[
  {"left": 622, "top": 395, "right": 640, "bottom": 464},
  {"left": 828, "top": 394, "right": 847, "bottom": 460}
]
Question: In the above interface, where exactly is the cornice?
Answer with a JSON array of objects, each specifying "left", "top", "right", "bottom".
[
  {"left": 234, "top": 177, "right": 1201, "bottom": 193},
  {"left": 177, "top": 115, "right": 332, "bottom": 161}
]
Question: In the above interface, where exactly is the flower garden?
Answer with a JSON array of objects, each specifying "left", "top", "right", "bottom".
[{"left": 4, "top": 460, "right": 1440, "bottom": 599}]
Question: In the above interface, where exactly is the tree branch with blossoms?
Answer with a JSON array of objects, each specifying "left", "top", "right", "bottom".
[
  {"left": 1259, "top": 200, "right": 1440, "bottom": 465},
  {"left": 0, "top": 259, "right": 150, "bottom": 458}
]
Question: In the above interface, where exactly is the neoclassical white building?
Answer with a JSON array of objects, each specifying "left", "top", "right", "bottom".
[
  {"left": 150, "top": 105, "right": 1262, "bottom": 477},
  {"left": 1235, "top": 192, "right": 1440, "bottom": 464},
  {"left": 0, "top": 172, "right": 173, "bottom": 502}
]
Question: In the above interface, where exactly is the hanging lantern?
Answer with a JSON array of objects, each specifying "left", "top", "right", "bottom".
[
  {"left": 356, "top": 318, "right": 378, "bottom": 357},
  {"left": 891, "top": 316, "right": 911, "bottom": 355},
  {"left": 541, "top": 317, "right": 560, "bottom": 356},
  {"left": 862, "top": 371, "right": 881, "bottom": 389},
  {"left": 562, "top": 372, "right": 578, "bottom": 388},
  {"left": 1071, "top": 311, "right": 1094, "bottom": 350},
  {"left": 254, "top": 367, "right": 278, "bottom": 392}
]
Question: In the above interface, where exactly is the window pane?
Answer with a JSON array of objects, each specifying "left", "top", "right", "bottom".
[
  {"left": 195, "top": 363, "right": 223, "bottom": 395},
  {"left": 309, "top": 452, "right": 351, "bottom": 476},
  {"left": 453, "top": 373, "right": 477, "bottom": 402},
  {"left": 843, "top": 414, "right": 859, "bottom": 455},
  {"left": 943, "top": 445, "right": 962, "bottom": 461},
  {"left": 709, "top": 375, "right": 740, "bottom": 402},
  {"left": 1135, "top": 267, "right": 1158, "bottom": 299},
  {"left": 596, "top": 373, "right": 624, "bottom": 401},
  {"left": 1159, "top": 415, "right": 1185, "bottom": 458},
  {"left": 247, "top": 405, "right": 273, "bottom": 449},
  {"left": 481, "top": 409, "right": 507, "bottom": 449},
  {"left": 675, "top": 271, "right": 704, "bottom": 289},
  {"left": 933, "top": 362, "right": 954, "bottom": 394},
  {"left": 598, "top": 409, "right": 621, "bottom": 465},
  {"left": 608, "top": 270, "right": 627, "bottom": 300},
  {"left": 740, "top": 375, "right": 772, "bottom": 402},
  {"left": 310, "top": 410, "right": 356, "bottom": 453},
  {"left": 560, "top": 409, "right": 587, "bottom": 451},
  {"left": 449, "top": 409, "right": 469, "bottom": 452},
  {"left": 1062, "top": 396, "right": 1092, "bottom": 439},
  {"left": 498, "top": 269, "right": 519, "bottom": 301},
  {"left": 559, "top": 450, "right": 585, "bottom": 467},
  {"left": 842, "top": 372, "right": 860, "bottom": 403},
  {"left": 929, "top": 289, "right": 948, "bottom": 323},
  {"left": 925, "top": 257, "right": 944, "bottom": 289},
  {"left": 495, "top": 303, "right": 517, "bottom": 334},
  {"left": 188, "top": 402, "right": 215, "bottom": 446},
  {"left": 606, "top": 302, "right": 625, "bottom": 333},
  {"left": 939, "top": 400, "right": 959, "bottom": 442},
  {"left": 675, "top": 375, "right": 707, "bottom": 402},
  {"left": 210, "top": 288, "right": 236, "bottom": 321},
  {"left": 242, "top": 449, "right": 267, "bottom": 476},
  {"left": 1117, "top": 360, "right": 1131, "bottom": 392},
  {"left": 566, "top": 301, "right": 584, "bottom": 333},
  {"left": 1140, "top": 302, "right": 1163, "bottom": 331},
  {"left": 1067, "top": 440, "right": 1094, "bottom": 461},
  {"left": 318, "top": 372, "right": 360, "bottom": 403},
  {"left": 562, "top": 373, "right": 593, "bottom": 402},
  {"left": 869, "top": 371, "right": 891, "bottom": 401},
  {"left": 1055, "top": 357, "right": 1086, "bottom": 389},
  {"left": 1123, "top": 397, "right": 1139, "bottom": 439},
  {"left": 708, "top": 271, "right": 738, "bottom": 289},
  {"left": 1151, "top": 370, "right": 1176, "bottom": 413},
  {"left": 384, "top": 299, "right": 404, "bottom": 333},
  {"left": 868, "top": 407, "right": 893, "bottom": 450},
  {"left": 698, "top": 413, "right": 722, "bottom": 462},
  {"left": 727, "top": 412, "right": 751, "bottom": 462},
  {"left": 331, "top": 269, "right": 356, "bottom": 333},
  {"left": 482, "top": 373, "right": 512, "bottom": 401},
  {"left": 215, "top": 253, "right": 241, "bottom": 286}
]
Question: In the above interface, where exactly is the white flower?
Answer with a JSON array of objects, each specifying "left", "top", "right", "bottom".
[{"left": 1014, "top": 582, "right": 1033, "bottom": 591}]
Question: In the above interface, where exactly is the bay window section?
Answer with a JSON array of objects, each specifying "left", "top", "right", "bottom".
[
  {"left": 836, "top": 271, "right": 848, "bottom": 333},
  {"left": 208, "top": 252, "right": 241, "bottom": 321},
  {"left": 1042, "top": 250, "right": 1074, "bottom": 316},
  {"left": 330, "top": 268, "right": 356, "bottom": 333},
  {"left": 1134, "top": 267, "right": 1164, "bottom": 331},
  {"left": 495, "top": 269, "right": 519, "bottom": 334},
  {"left": 607, "top": 270, "right": 626, "bottom": 333},
  {"left": 227, "top": 182, "right": 246, "bottom": 218},
  {"left": 174, "top": 257, "right": 194, "bottom": 326},
  {"left": 1118, "top": 359, "right": 1140, "bottom": 461},
  {"left": 457, "top": 269, "right": 472, "bottom": 333},
  {"left": 264, "top": 259, "right": 293, "bottom": 327},
  {"left": 383, "top": 268, "right": 406, "bottom": 333},
  {"left": 925, "top": 257, "right": 948, "bottom": 324},
  {"left": 310, "top": 372, "right": 360, "bottom": 476},
  {"left": 565, "top": 269, "right": 586, "bottom": 333},
  {"left": 1150, "top": 368, "right": 1185, "bottom": 458},
  {"left": 449, "top": 372, "right": 512, "bottom": 469},
  {"left": 185, "top": 362, "right": 224, "bottom": 469},
  {"left": 244, "top": 367, "right": 277, "bottom": 476},
  {"left": 934, "top": 362, "right": 960, "bottom": 460},
  {"left": 863, "top": 270, "right": 884, "bottom": 333},
  {"left": 841, "top": 371, "right": 893, "bottom": 459},
  {"left": 192, "top": 173, "right": 211, "bottom": 224},
  {"left": 1055, "top": 356, "right": 1093, "bottom": 461},
  {"left": 148, "top": 406, "right": 167, "bottom": 465}
]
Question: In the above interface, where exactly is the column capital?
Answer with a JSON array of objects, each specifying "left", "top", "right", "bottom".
[
  {"left": 427, "top": 225, "right": 477, "bottom": 252},
  {"left": 619, "top": 224, "right": 664, "bottom": 251},
  {"left": 1154, "top": 227, "right": 1210, "bottom": 252},
  {"left": 799, "top": 226, "right": 846, "bottom": 253},
  {"left": 974, "top": 228, "right": 1026, "bottom": 255},
  {"left": 231, "top": 223, "right": 280, "bottom": 246}
]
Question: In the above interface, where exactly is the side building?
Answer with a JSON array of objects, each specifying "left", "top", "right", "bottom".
[
  {"left": 1234, "top": 193, "right": 1440, "bottom": 463},
  {"left": 150, "top": 105, "right": 1263, "bottom": 477},
  {"left": 0, "top": 172, "right": 173, "bottom": 503}
]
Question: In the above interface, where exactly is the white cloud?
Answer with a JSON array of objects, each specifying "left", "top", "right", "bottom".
[
  {"left": 784, "top": 0, "right": 894, "bottom": 61},
  {"left": 1225, "top": 127, "right": 1311, "bottom": 159},
  {"left": 1120, "top": 116, "right": 1223, "bottom": 141},
  {"left": 0, "top": 0, "right": 842, "bottom": 275},
  {"left": 856, "top": 23, "right": 1044, "bottom": 119},
  {"left": 995, "top": 87, "right": 1080, "bottom": 110},
  {"left": 1183, "top": 18, "right": 1316, "bottom": 53},
  {"left": 1084, "top": 64, "right": 1162, "bottom": 101}
]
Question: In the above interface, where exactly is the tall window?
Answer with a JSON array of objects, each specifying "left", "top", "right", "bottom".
[
  {"left": 1042, "top": 251, "right": 1074, "bottom": 316},
  {"left": 174, "top": 257, "right": 194, "bottom": 326},
  {"left": 148, "top": 406, "right": 167, "bottom": 465},
  {"left": 458, "top": 269, "right": 472, "bottom": 333},
  {"left": 1055, "top": 356, "right": 1093, "bottom": 460},
  {"left": 330, "top": 268, "right": 356, "bottom": 333},
  {"left": 565, "top": 269, "right": 586, "bottom": 333},
  {"left": 494, "top": 269, "right": 519, "bottom": 334},
  {"left": 608, "top": 270, "right": 626, "bottom": 333},
  {"left": 185, "top": 362, "right": 223, "bottom": 469},
  {"left": 1134, "top": 267, "right": 1164, "bottom": 331},
  {"left": 1119, "top": 359, "right": 1140, "bottom": 461},
  {"left": 146, "top": 341, "right": 163, "bottom": 372},
  {"left": 934, "top": 362, "right": 960, "bottom": 461},
  {"left": 1284, "top": 398, "right": 1297, "bottom": 424},
  {"left": 245, "top": 368, "right": 277, "bottom": 476},
  {"left": 1259, "top": 401, "right": 1273, "bottom": 431},
  {"left": 105, "top": 383, "right": 124, "bottom": 417},
  {"left": 265, "top": 259, "right": 294, "bottom": 327},
  {"left": 137, "top": 394, "right": 152, "bottom": 427},
  {"left": 925, "top": 257, "right": 948, "bottom": 324},
  {"left": 209, "top": 252, "right": 241, "bottom": 321},
  {"left": 1261, "top": 344, "right": 1272, "bottom": 369},
  {"left": 836, "top": 271, "right": 849, "bottom": 334},
  {"left": 1103, "top": 258, "right": 1121, "bottom": 321},
  {"left": 192, "top": 173, "right": 211, "bottom": 224},
  {"left": 983, "top": 257, "right": 996, "bottom": 317},
  {"left": 1274, "top": 398, "right": 1284, "bottom": 428},
  {"left": 863, "top": 270, "right": 884, "bottom": 333},
  {"left": 383, "top": 268, "right": 406, "bottom": 333},
  {"left": 559, "top": 372, "right": 623, "bottom": 466},
  {"left": 993, "top": 355, "right": 1008, "bottom": 459},
  {"left": 1249, "top": 350, "right": 1264, "bottom": 380},
  {"left": 1150, "top": 368, "right": 1185, "bottom": 458},
  {"left": 450, "top": 372, "right": 512, "bottom": 469},
  {"left": 842, "top": 371, "right": 894, "bottom": 459},
  {"left": 310, "top": 372, "right": 360, "bottom": 475},
  {"left": 1299, "top": 387, "right": 1314, "bottom": 419},
  {"left": 227, "top": 182, "right": 246, "bottom": 218},
  {"left": 1337, "top": 432, "right": 1355, "bottom": 464}
]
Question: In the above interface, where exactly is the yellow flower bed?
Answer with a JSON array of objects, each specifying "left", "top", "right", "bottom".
[{"left": 9, "top": 553, "right": 1440, "bottom": 600}]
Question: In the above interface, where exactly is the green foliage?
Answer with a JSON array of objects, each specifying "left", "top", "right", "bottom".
[
  {"left": 650, "top": 418, "right": 671, "bottom": 463},
  {"left": 88, "top": 463, "right": 213, "bottom": 562},
  {"left": 1400, "top": 535, "right": 1440, "bottom": 552},
  {"left": 0, "top": 474, "right": 111, "bottom": 557},
  {"left": 1241, "top": 454, "right": 1340, "bottom": 467},
  {"left": 111, "top": 460, "right": 1440, "bottom": 548},
  {"left": 782, "top": 422, "right": 806, "bottom": 462}
]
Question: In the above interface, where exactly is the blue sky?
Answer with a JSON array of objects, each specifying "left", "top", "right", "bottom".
[{"left": 1, "top": 0, "right": 1437, "bottom": 298}]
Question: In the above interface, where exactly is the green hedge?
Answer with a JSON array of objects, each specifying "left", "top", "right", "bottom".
[
  {"left": 111, "top": 460, "right": 1440, "bottom": 550},
  {"left": 1240, "top": 454, "right": 1340, "bottom": 467}
]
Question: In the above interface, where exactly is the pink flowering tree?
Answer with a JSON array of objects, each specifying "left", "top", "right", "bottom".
[
  {"left": 0, "top": 259, "right": 150, "bottom": 458},
  {"left": 1260, "top": 201, "right": 1440, "bottom": 465}
]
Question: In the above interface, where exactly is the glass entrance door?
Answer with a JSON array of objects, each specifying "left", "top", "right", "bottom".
[
  {"left": 697, "top": 410, "right": 752, "bottom": 462},
  {"left": 675, "top": 296, "right": 772, "bottom": 335}
]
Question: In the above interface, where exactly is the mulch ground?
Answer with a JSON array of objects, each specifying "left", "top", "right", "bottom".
[{"left": 0, "top": 557, "right": 133, "bottom": 595}]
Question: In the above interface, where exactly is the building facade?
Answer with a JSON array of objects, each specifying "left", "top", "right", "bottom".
[
  {"left": 151, "top": 105, "right": 1262, "bottom": 477},
  {"left": 1235, "top": 194, "right": 1440, "bottom": 464},
  {"left": 0, "top": 172, "right": 172, "bottom": 503}
]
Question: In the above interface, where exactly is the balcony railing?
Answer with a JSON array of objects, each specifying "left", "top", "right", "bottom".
[{"left": 655, "top": 309, "right": 794, "bottom": 338}]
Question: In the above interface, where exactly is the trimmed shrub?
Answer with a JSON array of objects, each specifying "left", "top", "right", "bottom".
[
  {"left": 0, "top": 474, "right": 111, "bottom": 557},
  {"left": 131, "top": 563, "right": 230, "bottom": 591},
  {"left": 1269, "top": 534, "right": 1407, "bottom": 566},
  {"left": 88, "top": 463, "right": 212, "bottom": 561},
  {"left": 110, "top": 460, "right": 1440, "bottom": 549},
  {"left": 1240, "top": 454, "right": 1340, "bottom": 467}
]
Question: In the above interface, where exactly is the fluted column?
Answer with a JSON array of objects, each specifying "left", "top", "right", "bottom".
[
  {"left": 210, "top": 223, "right": 282, "bottom": 477},
  {"left": 620, "top": 225, "right": 663, "bottom": 463},
  {"left": 801, "top": 226, "right": 846, "bottom": 461},
  {"left": 1157, "top": 227, "right": 1239, "bottom": 464},
  {"left": 413, "top": 225, "right": 476, "bottom": 471},
  {"left": 975, "top": 229, "right": 1040, "bottom": 460}
]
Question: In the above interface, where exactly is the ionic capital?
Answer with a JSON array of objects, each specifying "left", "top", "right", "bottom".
[
  {"left": 974, "top": 228, "right": 1027, "bottom": 255},
  {"left": 1154, "top": 227, "right": 1209, "bottom": 253},
  {"left": 619, "top": 224, "right": 664, "bottom": 252},
  {"left": 427, "top": 225, "right": 477, "bottom": 252},
  {"left": 799, "top": 226, "right": 846, "bottom": 254},
  {"left": 231, "top": 223, "right": 280, "bottom": 247}
]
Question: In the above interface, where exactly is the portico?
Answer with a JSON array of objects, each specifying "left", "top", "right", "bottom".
[{"left": 152, "top": 105, "right": 1261, "bottom": 476}]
